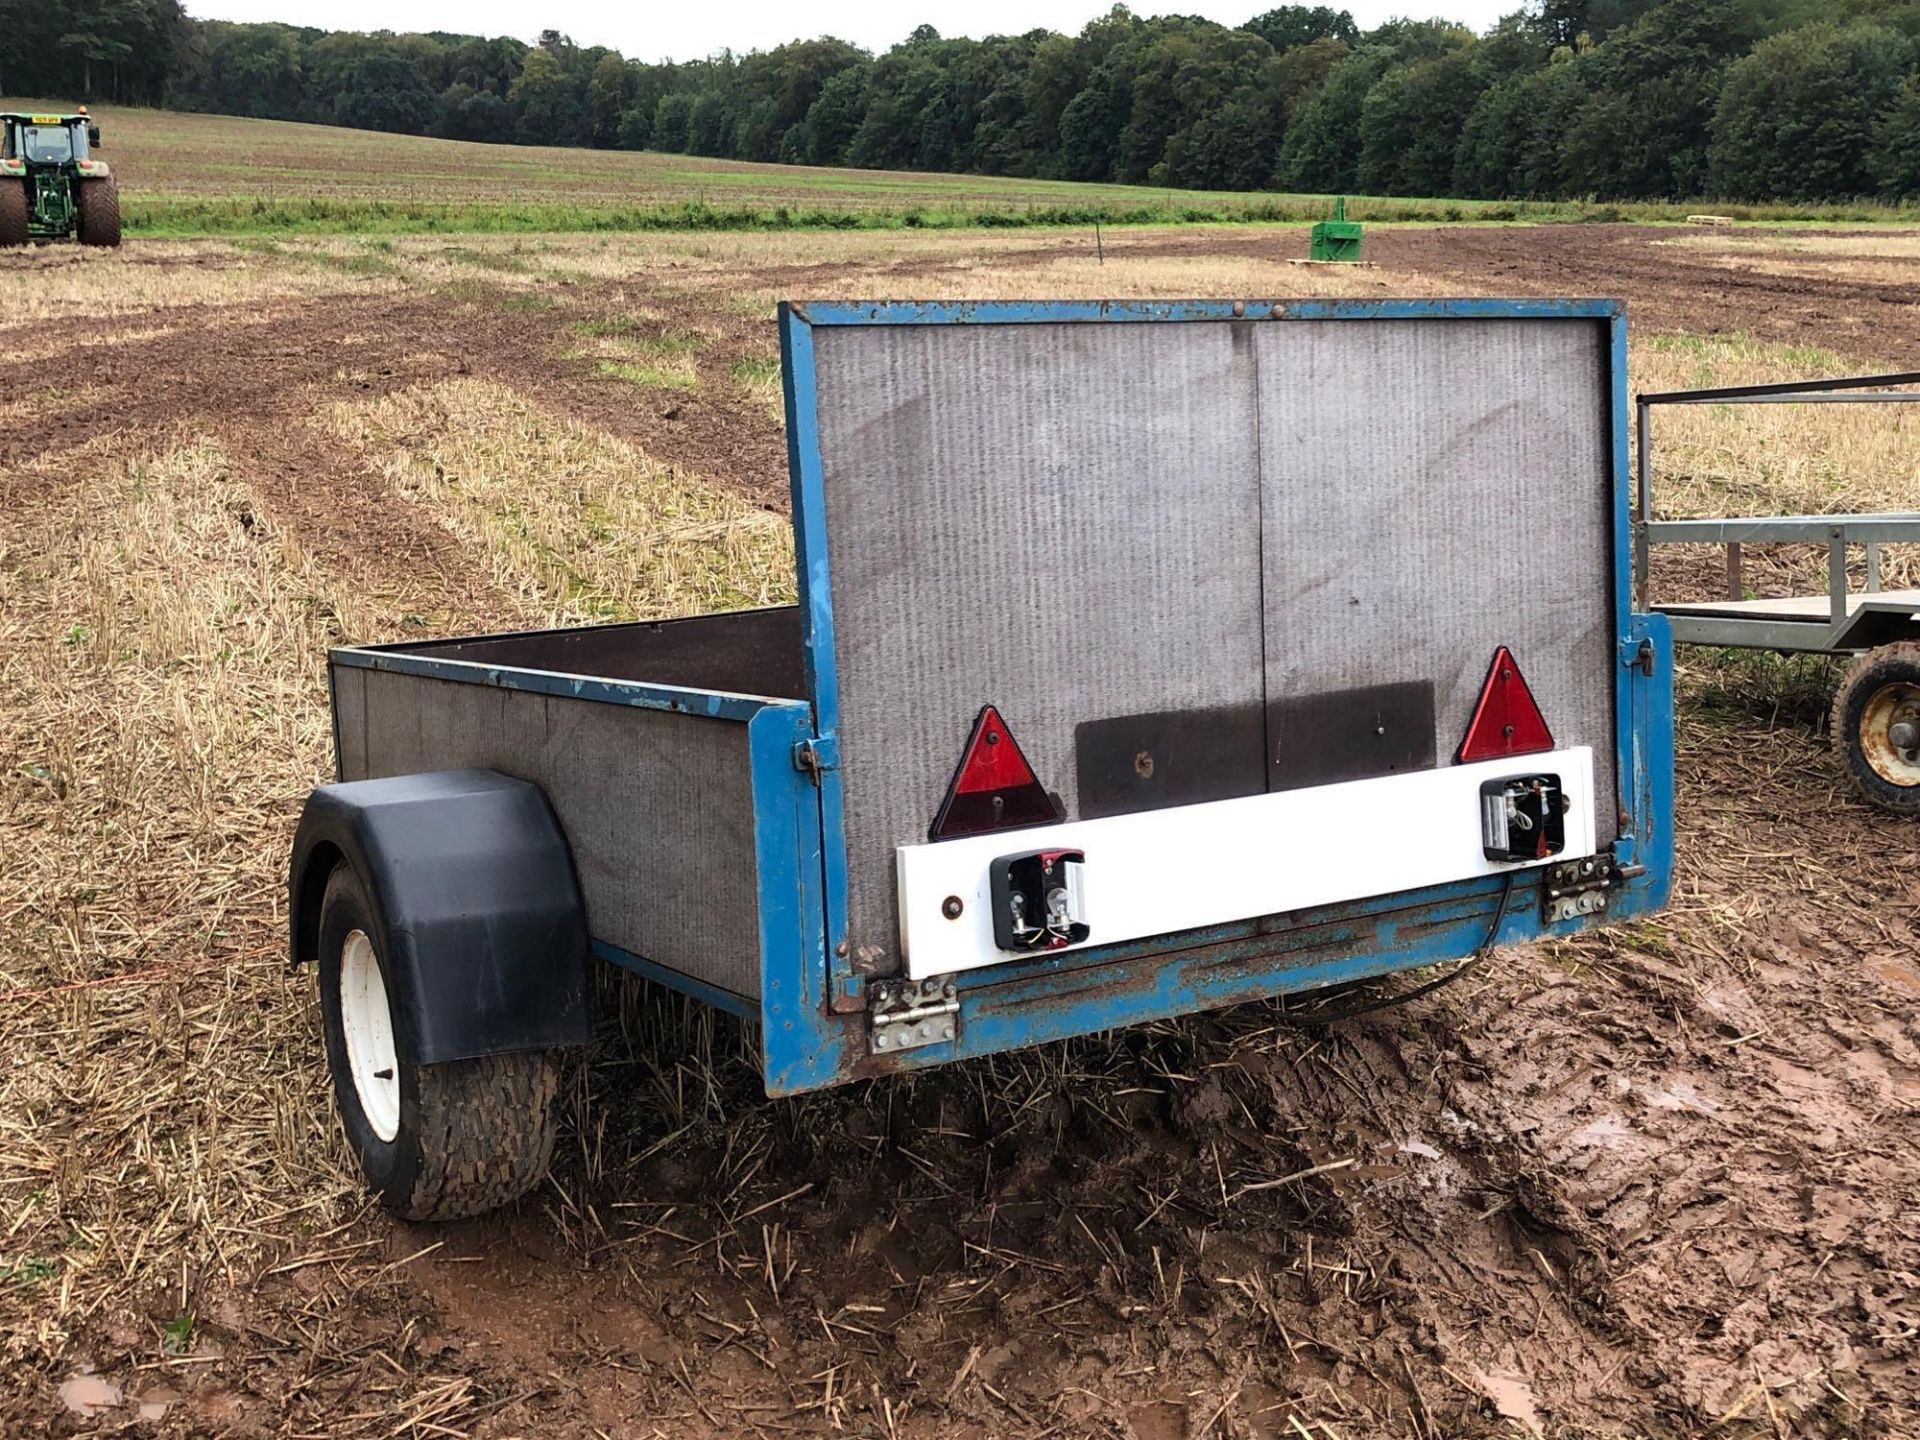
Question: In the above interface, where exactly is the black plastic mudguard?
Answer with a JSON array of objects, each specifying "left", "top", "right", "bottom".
[{"left": 288, "top": 769, "right": 590, "bottom": 1064}]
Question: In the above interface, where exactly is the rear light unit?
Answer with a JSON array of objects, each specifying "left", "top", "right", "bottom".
[
  {"left": 1480, "top": 774, "right": 1567, "bottom": 862},
  {"left": 988, "top": 849, "right": 1088, "bottom": 951},
  {"left": 897, "top": 745, "right": 1598, "bottom": 978}
]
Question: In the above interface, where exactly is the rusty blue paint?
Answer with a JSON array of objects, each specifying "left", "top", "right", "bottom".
[
  {"left": 779, "top": 301, "right": 856, "bottom": 1008},
  {"left": 762, "top": 848, "right": 1674, "bottom": 1095},
  {"left": 751, "top": 702, "right": 845, "bottom": 1081},
  {"left": 1624, "top": 612, "right": 1676, "bottom": 903}
]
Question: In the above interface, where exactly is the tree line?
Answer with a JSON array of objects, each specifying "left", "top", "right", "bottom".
[{"left": 7, "top": 0, "right": 1920, "bottom": 202}]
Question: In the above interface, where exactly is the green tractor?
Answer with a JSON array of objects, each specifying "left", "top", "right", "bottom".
[{"left": 0, "top": 109, "right": 121, "bottom": 248}]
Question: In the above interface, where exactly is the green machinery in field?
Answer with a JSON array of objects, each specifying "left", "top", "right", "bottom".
[
  {"left": 1309, "top": 196, "right": 1363, "bottom": 262},
  {"left": 0, "top": 109, "right": 121, "bottom": 248}
]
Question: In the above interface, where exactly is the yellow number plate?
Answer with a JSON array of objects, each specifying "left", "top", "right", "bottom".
[{"left": 30, "top": 114, "right": 63, "bottom": 125}]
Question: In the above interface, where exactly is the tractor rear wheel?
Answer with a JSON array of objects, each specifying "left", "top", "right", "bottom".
[
  {"left": 0, "top": 181, "right": 27, "bottom": 247},
  {"left": 76, "top": 176, "right": 121, "bottom": 248}
]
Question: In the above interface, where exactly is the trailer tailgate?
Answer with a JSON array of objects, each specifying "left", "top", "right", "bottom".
[{"left": 793, "top": 305, "right": 1620, "bottom": 981}]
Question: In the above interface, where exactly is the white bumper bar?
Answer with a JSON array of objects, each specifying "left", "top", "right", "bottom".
[{"left": 896, "top": 747, "right": 1596, "bottom": 978}]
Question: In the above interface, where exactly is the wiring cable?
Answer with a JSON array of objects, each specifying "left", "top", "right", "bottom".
[{"left": 1274, "top": 869, "right": 1520, "bottom": 1028}]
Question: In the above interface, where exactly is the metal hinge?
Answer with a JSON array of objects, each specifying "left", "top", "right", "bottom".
[
  {"left": 792, "top": 734, "right": 840, "bottom": 784},
  {"left": 869, "top": 975, "right": 958, "bottom": 1054},
  {"left": 1542, "top": 854, "right": 1618, "bottom": 924}
]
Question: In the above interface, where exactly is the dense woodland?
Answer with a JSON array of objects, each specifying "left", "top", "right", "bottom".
[{"left": 5, "top": 1, "right": 1920, "bottom": 201}]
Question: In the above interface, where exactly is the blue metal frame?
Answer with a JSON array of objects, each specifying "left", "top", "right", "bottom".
[
  {"left": 755, "top": 296, "right": 1673, "bottom": 1096},
  {"left": 786, "top": 298, "right": 1623, "bottom": 326},
  {"left": 750, "top": 704, "right": 842, "bottom": 1064},
  {"left": 778, "top": 309, "right": 857, "bottom": 1013},
  {"left": 593, "top": 939, "right": 758, "bottom": 1020},
  {"left": 329, "top": 644, "right": 788, "bottom": 723}
]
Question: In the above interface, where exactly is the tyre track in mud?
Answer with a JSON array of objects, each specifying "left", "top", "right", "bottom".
[
  {"left": 753, "top": 223, "right": 1920, "bottom": 367},
  {"left": 1373, "top": 225, "right": 1920, "bottom": 362},
  {"left": 0, "top": 286, "right": 791, "bottom": 498},
  {"left": 374, "top": 977, "right": 1669, "bottom": 1436},
  {"left": 0, "top": 296, "right": 496, "bottom": 622}
]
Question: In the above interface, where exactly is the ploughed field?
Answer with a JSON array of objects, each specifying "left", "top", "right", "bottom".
[{"left": 3, "top": 223, "right": 1919, "bottom": 1438}]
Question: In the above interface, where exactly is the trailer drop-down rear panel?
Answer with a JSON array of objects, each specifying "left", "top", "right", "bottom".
[{"left": 326, "top": 298, "right": 1673, "bottom": 1097}]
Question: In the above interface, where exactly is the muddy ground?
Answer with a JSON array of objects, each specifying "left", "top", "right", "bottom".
[
  {"left": 1072, "top": 224, "right": 1920, "bottom": 362},
  {"left": 5, "top": 223, "right": 1919, "bottom": 1439}
]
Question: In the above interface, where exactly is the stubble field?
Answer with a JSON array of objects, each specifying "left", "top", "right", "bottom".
[
  {"left": 4, "top": 219, "right": 1920, "bottom": 1438},
  {"left": 8, "top": 101, "right": 1915, "bottom": 234}
]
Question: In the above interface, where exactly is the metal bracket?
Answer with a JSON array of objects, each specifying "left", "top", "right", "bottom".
[
  {"left": 792, "top": 734, "right": 840, "bottom": 784},
  {"left": 1542, "top": 854, "right": 1617, "bottom": 924},
  {"left": 1621, "top": 636, "right": 1656, "bottom": 677},
  {"left": 869, "top": 975, "right": 958, "bottom": 1054}
]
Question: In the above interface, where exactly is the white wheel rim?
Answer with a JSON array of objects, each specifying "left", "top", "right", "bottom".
[{"left": 339, "top": 929, "right": 401, "bottom": 1142}]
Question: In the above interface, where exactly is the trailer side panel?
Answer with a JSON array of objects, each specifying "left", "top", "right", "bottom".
[{"left": 335, "top": 666, "right": 763, "bottom": 1000}]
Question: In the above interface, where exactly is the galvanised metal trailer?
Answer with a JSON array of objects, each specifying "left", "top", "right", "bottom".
[
  {"left": 289, "top": 298, "right": 1676, "bottom": 1221},
  {"left": 1636, "top": 372, "right": 1920, "bottom": 813}
]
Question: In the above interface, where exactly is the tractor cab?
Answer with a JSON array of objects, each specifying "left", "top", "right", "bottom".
[
  {"left": 0, "top": 109, "right": 119, "bottom": 247},
  {"left": 1, "top": 112, "right": 101, "bottom": 167}
]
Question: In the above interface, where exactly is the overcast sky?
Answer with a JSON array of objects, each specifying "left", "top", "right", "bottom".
[{"left": 186, "top": 1, "right": 1519, "bottom": 64}]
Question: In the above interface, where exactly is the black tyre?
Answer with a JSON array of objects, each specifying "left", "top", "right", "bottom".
[
  {"left": 316, "top": 864, "right": 560, "bottom": 1220},
  {"left": 1830, "top": 642, "right": 1920, "bottom": 816},
  {"left": 0, "top": 180, "right": 27, "bottom": 247},
  {"left": 75, "top": 176, "right": 121, "bottom": 247}
]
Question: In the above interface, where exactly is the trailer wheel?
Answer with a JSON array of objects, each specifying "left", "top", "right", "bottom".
[
  {"left": 1831, "top": 642, "right": 1920, "bottom": 815},
  {"left": 76, "top": 176, "right": 121, "bottom": 247},
  {"left": 0, "top": 181, "right": 27, "bottom": 247},
  {"left": 316, "top": 864, "right": 560, "bottom": 1220}
]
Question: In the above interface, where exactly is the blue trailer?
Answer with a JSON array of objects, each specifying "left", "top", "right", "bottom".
[{"left": 289, "top": 298, "right": 1675, "bottom": 1220}]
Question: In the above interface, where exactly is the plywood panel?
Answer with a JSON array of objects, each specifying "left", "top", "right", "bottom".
[
  {"left": 1254, "top": 319, "right": 1617, "bottom": 830},
  {"left": 342, "top": 669, "right": 762, "bottom": 999},
  {"left": 391, "top": 607, "right": 804, "bottom": 699},
  {"left": 813, "top": 321, "right": 1267, "bottom": 969},
  {"left": 814, "top": 315, "right": 1623, "bottom": 975}
]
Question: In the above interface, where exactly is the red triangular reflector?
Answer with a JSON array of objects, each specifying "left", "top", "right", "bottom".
[
  {"left": 929, "top": 705, "right": 1063, "bottom": 840},
  {"left": 1457, "top": 646, "right": 1555, "bottom": 763}
]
